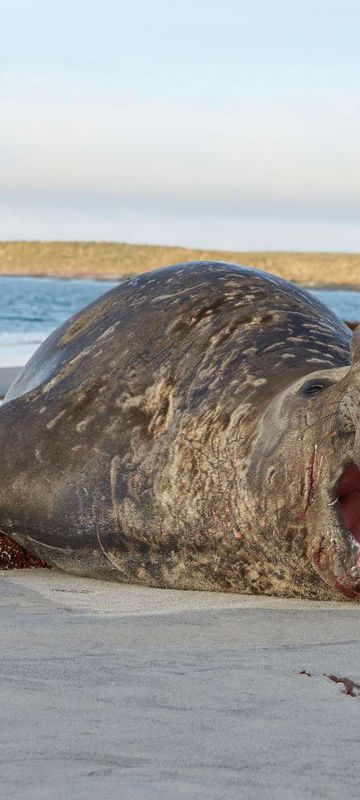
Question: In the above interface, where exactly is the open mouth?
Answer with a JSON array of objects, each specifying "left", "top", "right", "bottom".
[
  {"left": 322, "top": 460, "right": 360, "bottom": 598},
  {"left": 311, "top": 460, "right": 360, "bottom": 598},
  {"left": 337, "top": 462, "right": 360, "bottom": 545}
]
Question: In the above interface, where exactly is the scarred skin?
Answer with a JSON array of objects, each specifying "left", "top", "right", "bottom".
[{"left": 0, "top": 261, "right": 359, "bottom": 599}]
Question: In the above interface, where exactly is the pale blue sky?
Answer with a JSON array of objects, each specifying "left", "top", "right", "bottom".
[{"left": 1, "top": 0, "right": 360, "bottom": 250}]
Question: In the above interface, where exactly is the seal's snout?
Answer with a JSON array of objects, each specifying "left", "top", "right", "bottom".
[
  {"left": 351, "top": 325, "right": 360, "bottom": 365},
  {"left": 336, "top": 395, "right": 359, "bottom": 436},
  {"left": 335, "top": 328, "right": 360, "bottom": 439}
]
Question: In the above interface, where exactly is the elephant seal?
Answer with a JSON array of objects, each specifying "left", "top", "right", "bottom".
[{"left": 1, "top": 261, "right": 360, "bottom": 599}]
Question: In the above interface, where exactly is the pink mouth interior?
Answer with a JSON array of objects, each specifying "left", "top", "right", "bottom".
[{"left": 338, "top": 463, "right": 360, "bottom": 544}]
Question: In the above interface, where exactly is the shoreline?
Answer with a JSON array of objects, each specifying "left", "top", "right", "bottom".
[
  {"left": 0, "top": 271, "right": 121, "bottom": 283},
  {"left": 0, "top": 367, "right": 20, "bottom": 398},
  {"left": 0, "top": 242, "right": 360, "bottom": 288},
  {"left": 0, "top": 271, "right": 360, "bottom": 291}
]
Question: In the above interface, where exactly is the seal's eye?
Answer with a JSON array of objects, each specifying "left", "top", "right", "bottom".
[{"left": 300, "top": 380, "right": 331, "bottom": 398}]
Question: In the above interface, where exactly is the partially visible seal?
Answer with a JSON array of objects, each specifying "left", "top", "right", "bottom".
[{"left": 1, "top": 260, "right": 360, "bottom": 599}]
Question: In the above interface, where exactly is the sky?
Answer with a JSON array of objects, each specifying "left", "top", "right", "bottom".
[{"left": 1, "top": 0, "right": 360, "bottom": 251}]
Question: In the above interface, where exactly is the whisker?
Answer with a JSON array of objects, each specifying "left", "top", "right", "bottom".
[
  {"left": 305, "top": 413, "right": 336, "bottom": 430},
  {"left": 316, "top": 428, "right": 336, "bottom": 450}
]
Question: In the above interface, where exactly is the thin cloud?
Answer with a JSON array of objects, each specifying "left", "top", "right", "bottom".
[{"left": 2, "top": 99, "right": 360, "bottom": 222}]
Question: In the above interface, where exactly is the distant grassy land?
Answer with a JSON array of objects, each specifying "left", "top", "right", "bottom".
[{"left": 0, "top": 241, "right": 359, "bottom": 287}]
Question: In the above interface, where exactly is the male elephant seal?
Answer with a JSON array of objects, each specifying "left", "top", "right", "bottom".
[{"left": 1, "top": 261, "right": 360, "bottom": 599}]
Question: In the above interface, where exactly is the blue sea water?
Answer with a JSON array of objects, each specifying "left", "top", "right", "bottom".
[
  {"left": 309, "top": 288, "right": 360, "bottom": 323},
  {"left": 0, "top": 275, "right": 359, "bottom": 366},
  {"left": 0, "top": 276, "right": 118, "bottom": 365}
]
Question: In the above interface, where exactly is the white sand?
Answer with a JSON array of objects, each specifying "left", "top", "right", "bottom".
[
  {"left": 1, "top": 567, "right": 360, "bottom": 800},
  {"left": 0, "top": 365, "right": 20, "bottom": 397},
  {"left": 0, "top": 566, "right": 353, "bottom": 616}
]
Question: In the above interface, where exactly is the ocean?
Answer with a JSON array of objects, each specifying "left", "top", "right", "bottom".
[
  {"left": 0, "top": 276, "right": 117, "bottom": 366},
  {"left": 0, "top": 276, "right": 359, "bottom": 368}
]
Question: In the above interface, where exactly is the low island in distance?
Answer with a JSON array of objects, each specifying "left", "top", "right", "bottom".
[{"left": 0, "top": 241, "right": 359, "bottom": 288}]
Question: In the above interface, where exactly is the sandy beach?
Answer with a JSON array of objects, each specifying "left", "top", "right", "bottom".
[
  {"left": 0, "top": 367, "right": 19, "bottom": 397},
  {"left": 1, "top": 567, "right": 360, "bottom": 800},
  {"left": 0, "top": 340, "right": 39, "bottom": 397}
]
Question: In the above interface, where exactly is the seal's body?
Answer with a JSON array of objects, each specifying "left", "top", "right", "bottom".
[{"left": 1, "top": 261, "right": 360, "bottom": 599}]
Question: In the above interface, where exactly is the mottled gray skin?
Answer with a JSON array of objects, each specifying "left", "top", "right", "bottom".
[{"left": 1, "top": 261, "right": 359, "bottom": 599}]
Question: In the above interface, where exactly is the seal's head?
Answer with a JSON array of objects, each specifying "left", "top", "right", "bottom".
[{"left": 248, "top": 326, "right": 360, "bottom": 599}]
